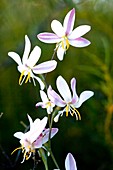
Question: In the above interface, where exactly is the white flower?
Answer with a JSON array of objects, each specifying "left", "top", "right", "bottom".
[
  {"left": 8, "top": 35, "right": 57, "bottom": 89},
  {"left": 48, "top": 76, "right": 94, "bottom": 122},
  {"left": 12, "top": 115, "right": 58, "bottom": 163},
  {"left": 37, "top": 8, "right": 91, "bottom": 61},
  {"left": 36, "top": 86, "right": 55, "bottom": 114}
]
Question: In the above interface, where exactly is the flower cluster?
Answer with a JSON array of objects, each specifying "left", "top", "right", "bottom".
[{"left": 9, "top": 8, "right": 94, "bottom": 169}]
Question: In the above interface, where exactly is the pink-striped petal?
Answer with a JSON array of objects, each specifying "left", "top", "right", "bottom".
[
  {"left": 51, "top": 20, "right": 65, "bottom": 37},
  {"left": 37, "top": 33, "right": 61, "bottom": 43},
  {"left": 69, "top": 25, "right": 91, "bottom": 39},
  {"left": 63, "top": 8, "right": 75, "bottom": 35},
  {"left": 33, "top": 60, "right": 57, "bottom": 74},
  {"left": 65, "top": 153, "right": 77, "bottom": 170},
  {"left": 70, "top": 78, "right": 78, "bottom": 104},
  {"left": 74, "top": 91, "right": 94, "bottom": 108},
  {"left": 48, "top": 88, "right": 66, "bottom": 107},
  {"left": 69, "top": 37, "right": 91, "bottom": 47}
]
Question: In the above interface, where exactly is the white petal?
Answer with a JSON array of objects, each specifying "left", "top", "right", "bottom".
[
  {"left": 37, "top": 33, "right": 61, "bottom": 43},
  {"left": 57, "top": 46, "right": 65, "bottom": 61},
  {"left": 69, "top": 25, "right": 91, "bottom": 39},
  {"left": 27, "top": 114, "right": 33, "bottom": 130},
  {"left": 75, "top": 91, "right": 94, "bottom": 108},
  {"left": 33, "top": 76, "right": 45, "bottom": 90},
  {"left": 26, "top": 46, "right": 41, "bottom": 67},
  {"left": 57, "top": 76, "right": 72, "bottom": 103},
  {"left": 14, "top": 132, "right": 24, "bottom": 139},
  {"left": 8, "top": 52, "right": 22, "bottom": 65},
  {"left": 29, "top": 117, "right": 48, "bottom": 143},
  {"left": 51, "top": 20, "right": 65, "bottom": 37},
  {"left": 40, "top": 90, "right": 49, "bottom": 103},
  {"left": 65, "top": 153, "right": 77, "bottom": 170},
  {"left": 22, "top": 35, "right": 31, "bottom": 64}
]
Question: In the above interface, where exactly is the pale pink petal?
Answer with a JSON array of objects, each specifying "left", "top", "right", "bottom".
[
  {"left": 48, "top": 88, "right": 66, "bottom": 107},
  {"left": 57, "top": 76, "right": 72, "bottom": 103},
  {"left": 69, "top": 37, "right": 91, "bottom": 47},
  {"left": 26, "top": 46, "right": 41, "bottom": 67},
  {"left": 68, "top": 25, "right": 91, "bottom": 39},
  {"left": 65, "top": 153, "right": 77, "bottom": 170},
  {"left": 22, "top": 35, "right": 31, "bottom": 64},
  {"left": 42, "top": 128, "right": 58, "bottom": 144},
  {"left": 74, "top": 91, "right": 94, "bottom": 108},
  {"left": 51, "top": 20, "right": 65, "bottom": 37},
  {"left": 37, "top": 33, "right": 61, "bottom": 43},
  {"left": 70, "top": 78, "right": 78, "bottom": 104},
  {"left": 8, "top": 52, "right": 22, "bottom": 65},
  {"left": 57, "top": 45, "right": 65, "bottom": 61},
  {"left": 35, "top": 102, "right": 45, "bottom": 108},
  {"left": 33, "top": 60, "right": 57, "bottom": 74},
  {"left": 40, "top": 90, "right": 49, "bottom": 103},
  {"left": 63, "top": 8, "right": 75, "bottom": 35},
  {"left": 14, "top": 132, "right": 24, "bottom": 139}
]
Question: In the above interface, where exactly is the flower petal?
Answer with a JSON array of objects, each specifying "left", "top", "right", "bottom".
[
  {"left": 22, "top": 35, "right": 31, "bottom": 64},
  {"left": 57, "top": 76, "right": 72, "bottom": 103},
  {"left": 33, "top": 60, "right": 57, "bottom": 74},
  {"left": 74, "top": 91, "right": 94, "bottom": 108},
  {"left": 63, "top": 8, "right": 75, "bottom": 35},
  {"left": 70, "top": 78, "right": 78, "bottom": 104},
  {"left": 27, "top": 114, "right": 33, "bottom": 130},
  {"left": 65, "top": 153, "right": 77, "bottom": 170},
  {"left": 26, "top": 46, "right": 41, "bottom": 67},
  {"left": 51, "top": 20, "right": 65, "bottom": 37},
  {"left": 42, "top": 128, "right": 58, "bottom": 144},
  {"left": 14, "top": 132, "right": 24, "bottom": 139},
  {"left": 69, "top": 25, "right": 91, "bottom": 39},
  {"left": 48, "top": 87, "right": 66, "bottom": 107},
  {"left": 33, "top": 75, "right": 45, "bottom": 90},
  {"left": 29, "top": 116, "right": 48, "bottom": 144},
  {"left": 37, "top": 33, "right": 61, "bottom": 43},
  {"left": 69, "top": 37, "right": 91, "bottom": 47},
  {"left": 57, "top": 45, "right": 65, "bottom": 61},
  {"left": 8, "top": 52, "right": 22, "bottom": 65},
  {"left": 40, "top": 90, "right": 49, "bottom": 103}
]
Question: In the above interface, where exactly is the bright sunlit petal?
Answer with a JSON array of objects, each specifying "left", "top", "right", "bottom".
[{"left": 51, "top": 20, "right": 65, "bottom": 37}]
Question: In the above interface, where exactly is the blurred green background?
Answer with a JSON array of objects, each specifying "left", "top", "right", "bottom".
[{"left": 0, "top": 0, "right": 113, "bottom": 169}]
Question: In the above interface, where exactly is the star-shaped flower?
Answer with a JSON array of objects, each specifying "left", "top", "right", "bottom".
[
  {"left": 8, "top": 35, "right": 57, "bottom": 89},
  {"left": 12, "top": 115, "right": 58, "bottom": 163},
  {"left": 36, "top": 86, "right": 55, "bottom": 114},
  {"left": 37, "top": 8, "right": 91, "bottom": 61},
  {"left": 48, "top": 76, "right": 94, "bottom": 122}
]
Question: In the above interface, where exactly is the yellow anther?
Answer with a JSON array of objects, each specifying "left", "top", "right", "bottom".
[
  {"left": 61, "top": 36, "right": 70, "bottom": 51},
  {"left": 25, "top": 72, "right": 31, "bottom": 83},
  {"left": 46, "top": 101, "right": 51, "bottom": 108},
  {"left": 66, "top": 105, "right": 69, "bottom": 117},
  {"left": 19, "top": 70, "right": 25, "bottom": 85}
]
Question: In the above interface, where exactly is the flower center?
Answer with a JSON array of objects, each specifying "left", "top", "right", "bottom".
[
  {"left": 46, "top": 101, "right": 52, "bottom": 108},
  {"left": 62, "top": 36, "right": 70, "bottom": 51},
  {"left": 11, "top": 144, "right": 35, "bottom": 163}
]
